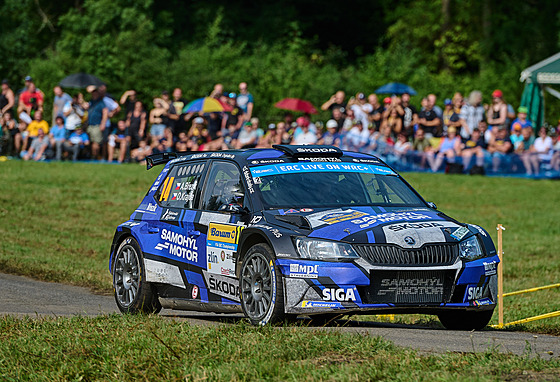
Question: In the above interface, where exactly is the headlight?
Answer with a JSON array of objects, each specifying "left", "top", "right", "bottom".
[
  {"left": 295, "top": 237, "right": 359, "bottom": 260},
  {"left": 459, "top": 236, "right": 483, "bottom": 261}
]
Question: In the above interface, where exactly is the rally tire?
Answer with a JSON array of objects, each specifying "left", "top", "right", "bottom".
[
  {"left": 112, "top": 237, "right": 161, "bottom": 314},
  {"left": 438, "top": 309, "right": 494, "bottom": 330},
  {"left": 240, "top": 243, "right": 284, "bottom": 325}
]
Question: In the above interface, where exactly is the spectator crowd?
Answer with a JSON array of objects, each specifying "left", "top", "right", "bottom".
[{"left": 1, "top": 75, "right": 559, "bottom": 177}]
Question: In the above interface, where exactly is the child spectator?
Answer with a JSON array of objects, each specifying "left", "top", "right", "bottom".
[
  {"left": 487, "top": 125, "right": 513, "bottom": 172},
  {"left": 460, "top": 128, "right": 486, "bottom": 171},
  {"left": 63, "top": 126, "right": 90, "bottom": 161},
  {"left": 22, "top": 128, "right": 49, "bottom": 161},
  {"left": 428, "top": 126, "right": 461, "bottom": 172},
  {"left": 25, "top": 110, "right": 49, "bottom": 150},
  {"left": 49, "top": 116, "right": 67, "bottom": 160},
  {"left": 131, "top": 140, "right": 152, "bottom": 164},
  {"left": 108, "top": 120, "right": 130, "bottom": 163},
  {"left": 510, "top": 106, "right": 532, "bottom": 132},
  {"left": 412, "top": 128, "right": 432, "bottom": 169}
]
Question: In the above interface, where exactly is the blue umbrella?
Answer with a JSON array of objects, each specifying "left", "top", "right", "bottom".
[{"left": 374, "top": 82, "right": 417, "bottom": 95}]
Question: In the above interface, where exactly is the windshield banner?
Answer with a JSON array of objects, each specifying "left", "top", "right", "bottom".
[{"left": 250, "top": 162, "right": 396, "bottom": 178}]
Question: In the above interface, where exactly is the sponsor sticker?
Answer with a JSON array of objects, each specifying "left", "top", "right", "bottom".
[
  {"left": 161, "top": 209, "right": 180, "bottom": 221},
  {"left": 473, "top": 298, "right": 492, "bottom": 306},
  {"left": 320, "top": 210, "right": 368, "bottom": 224},
  {"left": 147, "top": 203, "right": 157, "bottom": 212},
  {"left": 450, "top": 226, "right": 469, "bottom": 241},
  {"left": 206, "top": 223, "right": 243, "bottom": 276},
  {"left": 249, "top": 162, "right": 396, "bottom": 177},
  {"left": 301, "top": 301, "right": 342, "bottom": 309},
  {"left": 470, "top": 224, "right": 488, "bottom": 237},
  {"left": 467, "top": 286, "right": 484, "bottom": 300},
  {"left": 192, "top": 285, "right": 199, "bottom": 299},
  {"left": 242, "top": 166, "right": 255, "bottom": 194},
  {"left": 387, "top": 222, "right": 443, "bottom": 231},
  {"left": 322, "top": 288, "right": 357, "bottom": 302},
  {"left": 155, "top": 228, "right": 199, "bottom": 263},
  {"left": 203, "top": 270, "right": 240, "bottom": 302},
  {"left": 483, "top": 261, "right": 497, "bottom": 276}
]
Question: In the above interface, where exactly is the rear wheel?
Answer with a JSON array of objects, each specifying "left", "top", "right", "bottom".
[
  {"left": 438, "top": 309, "right": 494, "bottom": 330},
  {"left": 240, "top": 243, "right": 284, "bottom": 325},
  {"left": 112, "top": 237, "right": 161, "bottom": 314}
]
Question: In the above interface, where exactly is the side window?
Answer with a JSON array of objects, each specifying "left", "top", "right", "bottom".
[
  {"left": 156, "top": 162, "right": 206, "bottom": 209},
  {"left": 201, "top": 162, "right": 245, "bottom": 211}
]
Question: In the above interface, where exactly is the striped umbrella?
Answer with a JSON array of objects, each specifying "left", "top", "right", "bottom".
[{"left": 183, "top": 97, "right": 230, "bottom": 113}]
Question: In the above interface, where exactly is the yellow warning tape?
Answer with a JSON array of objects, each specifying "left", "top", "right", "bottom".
[
  {"left": 503, "top": 283, "right": 560, "bottom": 297},
  {"left": 491, "top": 310, "right": 560, "bottom": 328}
]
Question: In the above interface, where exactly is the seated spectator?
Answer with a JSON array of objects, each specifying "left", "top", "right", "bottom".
[
  {"left": 131, "top": 140, "right": 152, "bottom": 163},
  {"left": 442, "top": 98, "right": 461, "bottom": 134},
  {"left": 412, "top": 128, "right": 433, "bottom": 169},
  {"left": 348, "top": 92, "right": 372, "bottom": 129},
  {"left": 63, "top": 125, "right": 90, "bottom": 161},
  {"left": 22, "top": 128, "right": 49, "bottom": 161},
  {"left": 418, "top": 97, "right": 441, "bottom": 139},
  {"left": 1, "top": 111, "right": 18, "bottom": 156},
  {"left": 375, "top": 124, "right": 395, "bottom": 155},
  {"left": 550, "top": 130, "right": 560, "bottom": 172},
  {"left": 525, "top": 126, "right": 553, "bottom": 176},
  {"left": 393, "top": 132, "right": 412, "bottom": 159},
  {"left": 17, "top": 82, "right": 43, "bottom": 120},
  {"left": 318, "top": 120, "right": 341, "bottom": 146},
  {"left": 428, "top": 126, "right": 461, "bottom": 172},
  {"left": 127, "top": 100, "right": 147, "bottom": 150},
  {"left": 487, "top": 90, "right": 508, "bottom": 132},
  {"left": 277, "top": 122, "right": 292, "bottom": 144},
  {"left": 25, "top": 110, "right": 49, "bottom": 150},
  {"left": 460, "top": 127, "right": 486, "bottom": 171},
  {"left": 257, "top": 124, "right": 281, "bottom": 148},
  {"left": 188, "top": 116, "right": 210, "bottom": 151},
  {"left": 487, "top": 125, "right": 513, "bottom": 172},
  {"left": 509, "top": 122, "right": 524, "bottom": 150},
  {"left": 381, "top": 108, "right": 403, "bottom": 136},
  {"left": 108, "top": 120, "right": 130, "bottom": 163},
  {"left": 175, "top": 131, "right": 190, "bottom": 152},
  {"left": 291, "top": 120, "right": 317, "bottom": 145},
  {"left": 342, "top": 120, "right": 368, "bottom": 151},
  {"left": 49, "top": 116, "right": 67, "bottom": 161},
  {"left": 153, "top": 127, "right": 175, "bottom": 154},
  {"left": 517, "top": 127, "right": 536, "bottom": 175},
  {"left": 331, "top": 106, "right": 346, "bottom": 132},
  {"left": 510, "top": 106, "right": 532, "bottom": 132}
]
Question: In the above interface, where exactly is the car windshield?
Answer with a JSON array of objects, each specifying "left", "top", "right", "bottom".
[{"left": 254, "top": 168, "right": 426, "bottom": 209}]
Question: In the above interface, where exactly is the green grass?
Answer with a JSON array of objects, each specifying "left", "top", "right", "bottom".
[
  {"left": 0, "top": 314, "right": 559, "bottom": 381},
  {"left": 0, "top": 162, "right": 559, "bottom": 332}
]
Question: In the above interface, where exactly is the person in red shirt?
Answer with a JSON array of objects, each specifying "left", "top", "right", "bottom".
[{"left": 18, "top": 82, "right": 44, "bottom": 118}]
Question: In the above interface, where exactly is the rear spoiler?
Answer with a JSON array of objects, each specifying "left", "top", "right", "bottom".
[{"left": 146, "top": 152, "right": 179, "bottom": 170}]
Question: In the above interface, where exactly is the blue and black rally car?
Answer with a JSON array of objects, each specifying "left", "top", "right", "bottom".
[{"left": 109, "top": 145, "right": 499, "bottom": 329}]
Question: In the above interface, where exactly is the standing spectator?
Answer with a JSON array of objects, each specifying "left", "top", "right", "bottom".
[
  {"left": 86, "top": 86, "right": 108, "bottom": 159},
  {"left": 0, "top": 79, "right": 15, "bottom": 116},
  {"left": 460, "top": 128, "right": 486, "bottom": 171},
  {"left": 486, "top": 90, "right": 508, "bottom": 131},
  {"left": 187, "top": 117, "right": 210, "bottom": 151},
  {"left": 95, "top": 84, "right": 121, "bottom": 159},
  {"left": 49, "top": 116, "right": 67, "bottom": 161},
  {"left": 348, "top": 92, "right": 372, "bottom": 129},
  {"left": 393, "top": 132, "right": 412, "bottom": 160},
  {"left": 149, "top": 97, "right": 169, "bottom": 143},
  {"left": 167, "top": 87, "right": 188, "bottom": 134},
  {"left": 63, "top": 93, "right": 85, "bottom": 134},
  {"left": 332, "top": 107, "right": 346, "bottom": 132},
  {"left": 427, "top": 94, "right": 443, "bottom": 119},
  {"left": 321, "top": 90, "right": 347, "bottom": 117},
  {"left": 381, "top": 108, "right": 403, "bottom": 136},
  {"left": 1, "top": 111, "right": 18, "bottom": 156},
  {"left": 236, "top": 82, "right": 254, "bottom": 121},
  {"left": 401, "top": 93, "right": 418, "bottom": 136},
  {"left": 510, "top": 106, "right": 532, "bottom": 132},
  {"left": 63, "top": 126, "right": 90, "bottom": 161},
  {"left": 418, "top": 97, "right": 441, "bottom": 139},
  {"left": 277, "top": 122, "right": 292, "bottom": 144},
  {"left": 207, "top": 112, "right": 223, "bottom": 141},
  {"left": 459, "top": 90, "right": 485, "bottom": 139},
  {"left": 153, "top": 127, "right": 175, "bottom": 154},
  {"left": 126, "top": 101, "right": 147, "bottom": 151},
  {"left": 17, "top": 82, "right": 43, "bottom": 119},
  {"left": 52, "top": 86, "right": 72, "bottom": 125},
  {"left": 318, "top": 119, "right": 341, "bottom": 146},
  {"left": 368, "top": 94, "right": 384, "bottom": 131},
  {"left": 487, "top": 126, "right": 513, "bottom": 172},
  {"left": 22, "top": 128, "right": 49, "bottom": 161},
  {"left": 429, "top": 126, "right": 461, "bottom": 172},
  {"left": 343, "top": 120, "right": 368, "bottom": 151},
  {"left": 257, "top": 124, "right": 280, "bottom": 148},
  {"left": 291, "top": 120, "right": 317, "bottom": 145},
  {"left": 442, "top": 98, "right": 461, "bottom": 134},
  {"left": 119, "top": 89, "right": 138, "bottom": 116},
  {"left": 107, "top": 120, "right": 130, "bottom": 163}
]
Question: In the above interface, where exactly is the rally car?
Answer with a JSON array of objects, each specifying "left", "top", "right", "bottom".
[{"left": 109, "top": 145, "right": 499, "bottom": 329}]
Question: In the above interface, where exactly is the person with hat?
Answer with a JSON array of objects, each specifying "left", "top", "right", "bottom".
[
  {"left": 234, "top": 120, "right": 259, "bottom": 149},
  {"left": 510, "top": 106, "right": 532, "bottom": 132},
  {"left": 257, "top": 123, "right": 280, "bottom": 148},
  {"left": 187, "top": 116, "right": 210, "bottom": 151},
  {"left": 318, "top": 119, "right": 341, "bottom": 146},
  {"left": 487, "top": 89, "right": 508, "bottom": 130},
  {"left": 0, "top": 79, "right": 15, "bottom": 117},
  {"left": 348, "top": 92, "right": 373, "bottom": 129}
]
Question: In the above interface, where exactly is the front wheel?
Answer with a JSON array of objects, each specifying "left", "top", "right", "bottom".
[
  {"left": 438, "top": 309, "right": 494, "bottom": 330},
  {"left": 112, "top": 237, "right": 161, "bottom": 314},
  {"left": 240, "top": 243, "right": 284, "bottom": 325}
]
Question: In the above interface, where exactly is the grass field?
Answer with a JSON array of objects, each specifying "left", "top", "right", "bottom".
[
  {"left": 1, "top": 161, "right": 559, "bottom": 333},
  {"left": 1, "top": 314, "right": 559, "bottom": 381}
]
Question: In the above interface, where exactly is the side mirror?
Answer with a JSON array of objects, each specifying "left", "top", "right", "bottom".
[
  {"left": 218, "top": 203, "right": 248, "bottom": 214},
  {"left": 427, "top": 201, "right": 437, "bottom": 210}
]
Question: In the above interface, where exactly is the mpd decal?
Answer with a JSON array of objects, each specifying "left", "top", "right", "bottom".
[
  {"left": 156, "top": 228, "right": 199, "bottom": 263},
  {"left": 206, "top": 223, "right": 243, "bottom": 276},
  {"left": 289, "top": 263, "right": 319, "bottom": 278},
  {"left": 202, "top": 270, "right": 240, "bottom": 302},
  {"left": 483, "top": 261, "right": 497, "bottom": 276},
  {"left": 322, "top": 288, "right": 356, "bottom": 302}
]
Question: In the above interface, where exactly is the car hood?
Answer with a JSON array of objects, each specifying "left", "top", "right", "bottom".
[{"left": 264, "top": 206, "right": 473, "bottom": 248}]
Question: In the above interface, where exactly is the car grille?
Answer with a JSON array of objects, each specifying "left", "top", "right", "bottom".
[
  {"left": 354, "top": 243, "right": 459, "bottom": 266},
  {"left": 362, "top": 270, "right": 455, "bottom": 304}
]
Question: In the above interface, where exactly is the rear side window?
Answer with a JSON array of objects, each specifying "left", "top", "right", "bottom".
[{"left": 156, "top": 162, "right": 206, "bottom": 209}]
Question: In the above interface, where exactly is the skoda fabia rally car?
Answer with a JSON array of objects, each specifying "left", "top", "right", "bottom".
[{"left": 109, "top": 145, "right": 499, "bottom": 330}]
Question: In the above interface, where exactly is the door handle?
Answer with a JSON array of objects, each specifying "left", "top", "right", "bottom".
[
  {"left": 148, "top": 227, "right": 159, "bottom": 234},
  {"left": 188, "top": 230, "right": 201, "bottom": 237}
]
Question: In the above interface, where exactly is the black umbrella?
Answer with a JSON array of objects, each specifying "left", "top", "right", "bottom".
[{"left": 59, "top": 73, "right": 104, "bottom": 88}]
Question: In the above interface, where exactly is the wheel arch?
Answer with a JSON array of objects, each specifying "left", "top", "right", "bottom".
[
  {"left": 109, "top": 229, "right": 144, "bottom": 273},
  {"left": 236, "top": 230, "right": 273, "bottom": 278}
]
